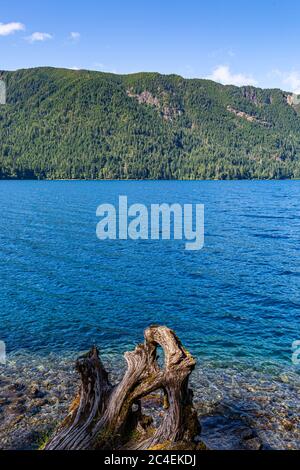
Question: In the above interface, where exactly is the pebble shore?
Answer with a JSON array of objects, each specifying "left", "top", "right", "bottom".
[{"left": 0, "top": 352, "right": 299, "bottom": 450}]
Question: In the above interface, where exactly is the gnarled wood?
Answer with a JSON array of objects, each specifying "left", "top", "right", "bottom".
[{"left": 45, "top": 326, "right": 201, "bottom": 450}]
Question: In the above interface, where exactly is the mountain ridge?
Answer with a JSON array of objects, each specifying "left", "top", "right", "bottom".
[{"left": 1, "top": 67, "right": 300, "bottom": 179}]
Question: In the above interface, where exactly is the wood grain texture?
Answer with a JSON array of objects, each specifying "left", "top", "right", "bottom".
[{"left": 45, "top": 326, "right": 201, "bottom": 450}]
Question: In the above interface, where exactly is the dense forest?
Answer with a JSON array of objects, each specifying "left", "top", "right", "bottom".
[{"left": 0, "top": 67, "right": 300, "bottom": 180}]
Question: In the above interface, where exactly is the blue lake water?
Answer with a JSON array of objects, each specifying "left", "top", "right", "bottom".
[{"left": 0, "top": 180, "right": 300, "bottom": 371}]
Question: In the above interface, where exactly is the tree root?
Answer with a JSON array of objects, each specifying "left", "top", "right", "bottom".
[{"left": 45, "top": 325, "right": 202, "bottom": 450}]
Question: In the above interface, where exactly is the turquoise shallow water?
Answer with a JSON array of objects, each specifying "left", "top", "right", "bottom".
[{"left": 0, "top": 180, "right": 299, "bottom": 370}]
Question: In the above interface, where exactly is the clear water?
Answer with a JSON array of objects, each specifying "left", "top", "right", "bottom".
[{"left": 0, "top": 180, "right": 299, "bottom": 371}]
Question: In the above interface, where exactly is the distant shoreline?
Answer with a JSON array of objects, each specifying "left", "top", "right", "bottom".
[{"left": 0, "top": 178, "right": 299, "bottom": 182}]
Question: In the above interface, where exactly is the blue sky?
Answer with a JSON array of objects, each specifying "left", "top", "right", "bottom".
[{"left": 1, "top": 0, "right": 300, "bottom": 92}]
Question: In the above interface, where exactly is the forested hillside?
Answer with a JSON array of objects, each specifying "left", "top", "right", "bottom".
[{"left": 0, "top": 67, "right": 300, "bottom": 179}]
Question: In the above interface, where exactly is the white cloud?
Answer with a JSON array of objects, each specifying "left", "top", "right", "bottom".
[
  {"left": 273, "top": 69, "right": 300, "bottom": 94},
  {"left": 284, "top": 72, "right": 300, "bottom": 94},
  {"left": 70, "top": 32, "right": 80, "bottom": 41},
  {"left": 26, "top": 32, "right": 53, "bottom": 43},
  {"left": 207, "top": 65, "right": 258, "bottom": 87},
  {"left": 0, "top": 22, "right": 25, "bottom": 36},
  {"left": 93, "top": 62, "right": 117, "bottom": 74}
]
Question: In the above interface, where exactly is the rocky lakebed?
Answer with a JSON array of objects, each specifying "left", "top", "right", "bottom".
[{"left": 0, "top": 351, "right": 299, "bottom": 450}]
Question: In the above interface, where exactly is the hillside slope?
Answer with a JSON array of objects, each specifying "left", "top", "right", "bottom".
[{"left": 0, "top": 67, "right": 300, "bottom": 179}]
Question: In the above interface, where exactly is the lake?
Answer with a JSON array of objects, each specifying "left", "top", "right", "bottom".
[
  {"left": 0, "top": 180, "right": 299, "bottom": 367},
  {"left": 1, "top": 180, "right": 300, "bottom": 449}
]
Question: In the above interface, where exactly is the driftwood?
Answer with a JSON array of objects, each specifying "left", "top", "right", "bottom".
[{"left": 45, "top": 325, "right": 202, "bottom": 450}]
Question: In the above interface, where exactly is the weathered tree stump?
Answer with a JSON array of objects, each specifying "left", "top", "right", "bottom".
[{"left": 45, "top": 325, "right": 202, "bottom": 450}]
